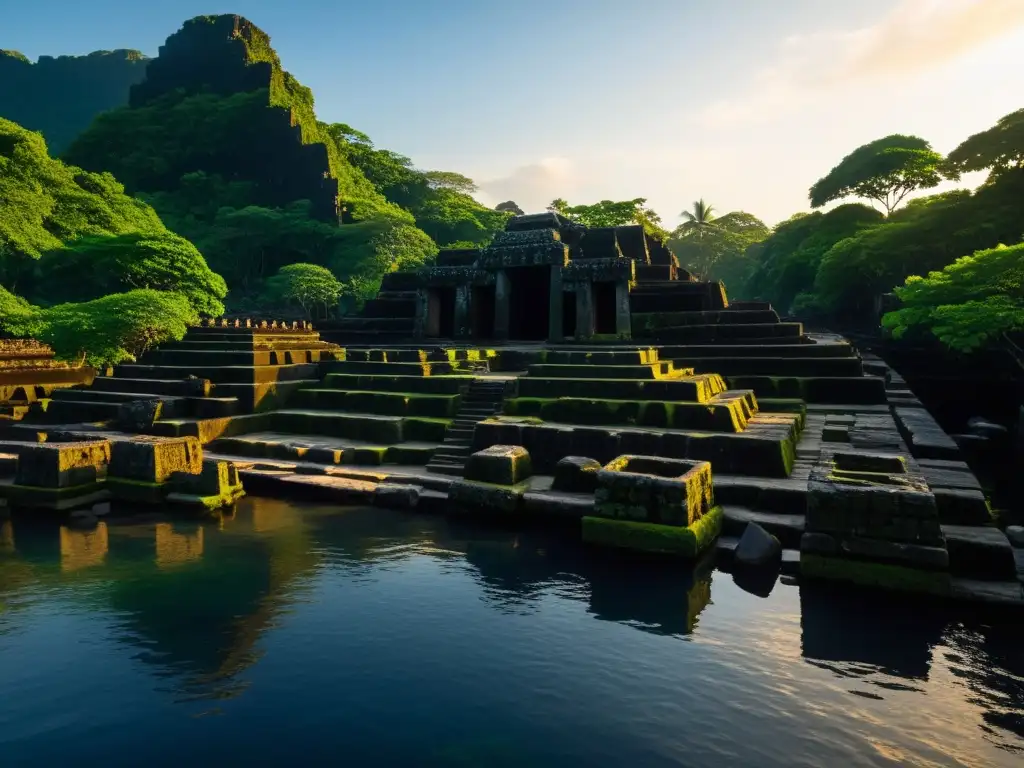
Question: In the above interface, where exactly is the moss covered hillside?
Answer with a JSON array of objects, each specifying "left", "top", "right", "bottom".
[{"left": 63, "top": 14, "right": 493, "bottom": 302}]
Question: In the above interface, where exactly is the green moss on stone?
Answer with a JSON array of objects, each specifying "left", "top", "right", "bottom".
[
  {"left": 800, "top": 553, "right": 952, "bottom": 596},
  {"left": 581, "top": 506, "right": 723, "bottom": 558}
]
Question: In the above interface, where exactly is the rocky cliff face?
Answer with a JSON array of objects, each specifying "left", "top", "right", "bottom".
[
  {"left": 0, "top": 49, "right": 149, "bottom": 155},
  {"left": 66, "top": 15, "right": 340, "bottom": 222}
]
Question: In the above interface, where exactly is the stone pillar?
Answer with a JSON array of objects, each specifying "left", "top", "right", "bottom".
[
  {"left": 615, "top": 279, "right": 632, "bottom": 339},
  {"left": 454, "top": 284, "right": 471, "bottom": 339},
  {"left": 576, "top": 282, "right": 595, "bottom": 341},
  {"left": 548, "top": 267, "right": 564, "bottom": 342},
  {"left": 413, "top": 288, "right": 429, "bottom": 338},
  {"left": 494, "top": 270, "right": 511, "bottom": 340}
]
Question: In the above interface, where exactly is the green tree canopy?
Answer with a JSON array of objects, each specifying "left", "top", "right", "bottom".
[
  {"left": 744, "top": 204, "right": 884, "bottom": 311},
  {"left": 265, "top": 263, "right": 342, "bottom": 319},
  {"left": 547, "top": 197, "right": 668, "bottom": 239},
  {"left": 31, "top": 231, "right": 227, "bottom": 316},
  {"left": 496, "top": 201, "right": 524, "bottom": 216},
  {"left": 946, "top": 108, "right": 1024, "bottom": 178},
  {"left": 0, "top": 287, "right": 197, "bottom": 367},
  {"left": 0, "top": 117, "right": 167, "bottom": 286},
  {"left": 809, "top": 135, "right": 948, "bottom": 214},
  {"left": 669, "top": 210, "right": 769, "bottom": 284},
  {"left": 882, "top": 242, "right": 1024, "bottom": 351}
]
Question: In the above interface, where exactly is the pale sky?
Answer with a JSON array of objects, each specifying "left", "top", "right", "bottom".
[{"left": 6, "top": 0, "right": 1023, "bottom": 225}]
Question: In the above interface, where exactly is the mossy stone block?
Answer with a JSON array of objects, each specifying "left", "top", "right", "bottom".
[
  {"left": 594, "top": 455, "right": 713, "bottom": 526},
  {"left": 552, "top": 456, "right": 602, "bottom": 493},
  {"left": 109, "top": 436, "right": 203, "bottom": 484},
  {"left": 448, "top": 478, "right": 529, "bottom": 514},
  {"left": 464, "top": 445, "right": 533, "bottom": 485},
  {"left": 582, "top": 506, "right": 723, "bottom": 558},
  {"left": 14, "top": 441, "right": 111, "bottom": 488},
  {"left": 166, "top": 459, "right": 245, "bottom": 510}
]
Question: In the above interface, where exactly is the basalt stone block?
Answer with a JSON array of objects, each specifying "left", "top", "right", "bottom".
[
  {"left": 552, "top": 456, "right": 602, "bottom": 493},
  {"left": 448, "top": 479, "right": 528, "bottom": 515},
  {"left": 115, "top": 399, "right": 164, "bottom": 432},
  {"left": 807, "top": 452, "right": 941, "bottom": 545},
  {"left": 594, "top": 455, "right": 713, "bottom": 527},
  {"left": 166, "top": 459, "right": 245, "bottom": 510},
  {"left": 375, "top": 483, "right": 421, "bottom": 510},
  {"left": 109, "top": 436, "right": 203, "bottom": 484},
  {"left": 581, "top": 506, "right": 723, "bottom": 557},
  {"left": 14, "top": 441, "right": 111, "bottom": 488},
  {"left": 942, "top": 524, "right": 1017, "bottom": 581},
  {"left": 464, "top": 445, "right": 532, "bottom": 485},
  {"left": 933, "top": 487, "right": 991, "bottom": 525}
]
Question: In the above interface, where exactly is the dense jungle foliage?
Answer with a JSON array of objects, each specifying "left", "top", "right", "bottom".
[
  {"left": 61, "top": 15, "right": 505, "bottom": 309},
  {"left": 0, "top": 118, "right": 224, "bottom": 365}
]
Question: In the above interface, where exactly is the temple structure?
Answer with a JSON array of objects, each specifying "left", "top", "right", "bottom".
[{"left": 322, "top": 212, "right": 721, "bottom": 344}]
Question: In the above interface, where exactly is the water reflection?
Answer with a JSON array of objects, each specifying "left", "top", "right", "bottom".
[{"left": 0, "top": 497, "right": 1022, "bottom": 763}]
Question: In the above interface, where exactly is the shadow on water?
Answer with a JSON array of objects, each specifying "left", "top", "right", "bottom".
[{"left": 2, "top": 497, "right": 1024, "bottom": 755}]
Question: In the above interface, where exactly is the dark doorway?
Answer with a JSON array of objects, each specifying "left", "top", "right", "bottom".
[
  {"left": 508, "top": 266, "right": 550, "bottom": 340},
  {"left": 427, "top": 287, "right": 456, "bottom": 337},
  {"left": 594, "top": 282, "right": 617, "bottom": 335},
  {"left": 472, "top": 285, "right": 496, "bottom": 339},
  {"left": 562, "top": 290, "right": 577, "bottom": 339}
]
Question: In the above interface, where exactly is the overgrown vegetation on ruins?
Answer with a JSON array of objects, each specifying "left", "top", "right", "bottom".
[{"left": 0, "top": 117, "right": 222, "bottom": 365}]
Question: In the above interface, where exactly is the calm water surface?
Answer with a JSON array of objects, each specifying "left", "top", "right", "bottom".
[{"left": 0, "top": 498, "right": 1022, "bottom": 767}]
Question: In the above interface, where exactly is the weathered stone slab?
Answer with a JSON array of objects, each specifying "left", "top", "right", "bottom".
[
  {"left": 463, "top": 445, "right": 532, "bottom": 485},
  {"left": 942, "top": 524, "right": 1017, "bottom": 581},
  {"left": 14, "top": 441, "right": 110, "bottom": 488},
  {"left": 448, "top": 478, "right": 527, "bottom": 514},
  {"left": 801, "top": 553, "right": 951, "bottom": 596},
  {"left": 800, "top": 531, "right": 948, "bottom": 570},
  {"left": 594, "top": 455, "right": 713, "bottom": 526},
  {"left": 1007, "top": 525, "right": 1024, "bottom": 548},
  {"left": 893, "top": 407, "right": 961, "bottom": 460},
  {"left": 551, "top": 455, "right": 601, "bottom": 493},
  {"left": 375, "top": 483, "right": 421, "bottom": 510},
  {"left": 933, "top": 487, "right": 991, "bottom": 525}
]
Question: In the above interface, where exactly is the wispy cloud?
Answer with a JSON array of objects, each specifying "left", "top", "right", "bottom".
[
  {"left": 476, "top": 157, "right": 577, "bottom": 212},
  {"left": 697, "top": 0, "right": 1024, "bottom": 127}
]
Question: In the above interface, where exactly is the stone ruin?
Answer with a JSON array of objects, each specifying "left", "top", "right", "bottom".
[{"left": 1, "top": 215, "right": 1020, "bottom": 610}]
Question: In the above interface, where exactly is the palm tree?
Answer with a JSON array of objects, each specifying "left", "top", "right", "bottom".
[{"left": 678, "top": 199, "right": 717, "bottom": 239}]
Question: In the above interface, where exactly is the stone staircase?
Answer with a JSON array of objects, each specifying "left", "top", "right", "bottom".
[{"left": 426, "top": 378, "right": 510, "bottom": 476}]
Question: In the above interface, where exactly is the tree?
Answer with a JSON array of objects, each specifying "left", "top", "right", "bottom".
[
  {"left": 669, "top": 210, "right": 769, "bottom": 283},
  {"left": 32, "top": 231, "right": 227, "bottom": 316},
  {"left": 545, "top": 197, "right": 668, "bottom": 238},
  {"left": 677, "top": 199, "right": 717, "bottom": 238},
  {"left": 946, "top": 108, "right": 1024, "bottom": 178},
  {"left": 496, "top": 201, "right": 525, "bottom": 216},
  {"left": 265, "top": 263, "right": 342, "bottom": 319},
  {"left": 882, "top": 242, "right": 1024, "bottom": 351},
  {"left": 423, "top": 171, "right": 477, "bottom": 193},
  {"left": 743, "top": 204, "right": 883, "bottom": 310},
  {"left": 0, "top": 286, "right": 198, "bottom": 367},
  {"left": 809, "top": 135, "right": 948, "bottom": 214}
]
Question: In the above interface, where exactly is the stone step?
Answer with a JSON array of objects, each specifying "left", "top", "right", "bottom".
[
  {"left": 90, "top": 377, "right": 207, "bottom": 397},
  {"left": 641, "top": 323, "right": 806, "bottom": 344},
  {"left": 676, "top": 357, "right": 864, "bottom": 378},
  {"left": 721, "top": 505, "right": 806, "bottom": 548},
  {"left": 321, "top": 360, "right": 456, "bottom": 377},
  {"left": 660, "top": 343, "right": 855, "bottom": 359},
  {"left": 942, "top": 524, "right": 1018, "bottom": 581},
  {"left": 323, "top": 373, "right": 472, "bottom": 395},
  {"left": 527, "top": 363, "right": 678, "bottom": 380},
  {"left": 115, "top": 363, "right": 319, "bottom": 385},
  {"left": 425, "top": 463, "right": 465, "bottom": 476}
]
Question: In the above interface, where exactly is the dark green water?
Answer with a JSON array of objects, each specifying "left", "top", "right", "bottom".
[{"left": 0, "top": 498, "right": 1022, "bottom": 767}]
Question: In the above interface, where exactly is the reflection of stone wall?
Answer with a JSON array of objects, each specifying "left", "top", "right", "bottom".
[
  {"left": 60, "top": 523, "right": 108, "bottom": 572},
  {"left": 0, "top": 520, "right": 13, "bottom": 553},
  {"left": 155, "top": 523, "right": 204, "bottom": 568}
]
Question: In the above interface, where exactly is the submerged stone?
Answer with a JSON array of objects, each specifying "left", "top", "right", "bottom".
[
  {"left": 734, "top": 522, "right": 782, "bottom": 569},
  {"left": 375, "top": 483, "right": 420, "bottom": 510}
]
